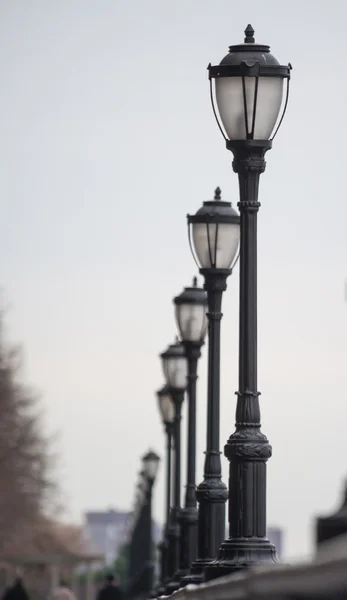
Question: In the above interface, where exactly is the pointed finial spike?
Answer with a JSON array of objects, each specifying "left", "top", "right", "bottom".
[
  {"left": 193, "top": 276, "right": 198, "bottom": 287},
  {"left": 244, "top": 24, "right": 255, "bottom": 43},
  {"left": 214, "top": 187, "right": 221, "bottom": 200}
]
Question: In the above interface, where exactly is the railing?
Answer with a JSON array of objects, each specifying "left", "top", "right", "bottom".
[{"left": 156, "top": 534, "right": 347, "bottom": 600}]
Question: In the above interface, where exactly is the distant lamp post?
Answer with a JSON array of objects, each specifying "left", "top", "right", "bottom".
[
  {"left": 182, "top": 187, "right": 240, "bottom": 586},
  {"left": 156, "top": 385, "right": 175, "bottom": 592},
  {"left": 157, "top": 385, "right": 175, "bottom": 529},
  {"left": 136, "top": 471, "right": 147, "bottom": 504},
  {"left": 173, "top": 278, "right": 207, "bottom": 578},
  {"left": 142, "top": 451, "right": 160, "bottom": 594},
  {"left": 204, "top": 26, "right": 291, "bottom": 579},
  {"left": 143, "top": 450, "right": 160, "bottom": 483},
  {"left": 128, "top": 474, "right": 148, "bottom": 590},
  {"left": 128, "top": 455, "right": 160, "bottom": 599},
  {"left": 160, "top": 340, "right": 187, "bottom": 594}
]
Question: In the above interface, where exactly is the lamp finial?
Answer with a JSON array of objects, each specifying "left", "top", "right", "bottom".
[
  {"left": 214, "top": 187, "right": 221, "bottom": 200},
  {"left": 193, "top": 276, "right": 198, "bottom": 287},
  {"left": 244, "top": 24, "right": 255, "bottom": 43}
]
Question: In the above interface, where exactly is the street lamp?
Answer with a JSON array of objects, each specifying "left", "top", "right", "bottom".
[
  {"left": 141, "top": 452, "right": 160, "bottom": 591},
  {"left": 141, "top": 451, "right": 160, "bottom": 593},
  {"left": 160, "top": 340, "right": 187, "bottom": 594},
  {"left": 128, "top": 485, "right": 147, "bottom": 588},
  {"left": 128, "top": 456, "right": 160, "bottom": 598},
  {"left": 173, "top": 277, "right": 207, "bottom": 578},
  {"left": 208, "top": 24, "right": 291, "bottom": 145},
  {"left": 182, "top": 188, "right": 240, "bottom": 586},
  {"left": 204, "top": 26, "right": 292, "bottom": 580},
  {"left": 136, "top": 471, "right": 147, "bottom": 504},
  {"left": 156, "top": 385, "right": 175, "bottom": 593},
  {"left": 157, "top": 385, "right": 175, "bottom": 528},
  {"left": 143, "top": 450, "right": 160, "bottom": 483}
]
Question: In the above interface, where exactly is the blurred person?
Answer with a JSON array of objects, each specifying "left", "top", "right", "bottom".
[
  {"left": 97, "top": 574, "right": 122, "bottom": 600},
  {"left": 49, "top": 581, "right": 77, "bottom": 600},
  {"left": 2, "top": 578, "right": 30, "bottom": 600}
]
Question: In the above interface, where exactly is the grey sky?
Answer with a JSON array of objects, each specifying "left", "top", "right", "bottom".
[{"left": 0, "top": 0, "right": 346, "bottom": 560}]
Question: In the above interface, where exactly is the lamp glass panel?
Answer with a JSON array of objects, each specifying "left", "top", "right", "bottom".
[
  {"left": 175, "top": 303, "right": 207, "bottom": 342},
  {"left": 215, "top": 76, "right": 283, "bottom": 140},
  {"left": 158, "top": 392, "right": 175, "bottom": 423},
  {"left": 163, "top": 356, "right": 187, "bottom": 389},
  {"left": 144, "top": 456, "right": 159, "bottom": 479},
  {"left": 192, "top": 222, "right": 240, "bottom": 268}
]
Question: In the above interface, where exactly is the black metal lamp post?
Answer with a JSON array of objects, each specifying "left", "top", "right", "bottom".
[
  {"left": 156, "top": 385, "right": 175, "bottom": 592},
  {"left": 182, "top": 188, "right": 240, "bottom": 586},
  {"left": 142, "top": 451, "right": 160, "bottom": 593},
  {"left": 128, "top": 474, "right": 147, "bottom": 586},
  {"left": 143, "top": 450, "right": 160, "bottom": 482},
  {"left": 204, "top": 25, "right": 292, "bottom": 580},
  {"left": 173, "top": 278, "right": 208, "bottom": 578},
  {"left": 128, "top": 470, "right": 149, "bottom": 591},
  {"left": 160, "top": 340, "right": 187, "bottom": 594}
]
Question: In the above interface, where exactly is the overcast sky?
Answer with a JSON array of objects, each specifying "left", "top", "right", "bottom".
[{"left": 0, "top": 0, "right": 346, "bottom": 561}]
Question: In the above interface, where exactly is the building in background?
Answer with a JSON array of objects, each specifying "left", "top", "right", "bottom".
[
  {"left": 83, "top": 509, "right": 130, "bottom": 566},
  {"left": 83, "top": 509, "right": 163, "bottom": 567}
]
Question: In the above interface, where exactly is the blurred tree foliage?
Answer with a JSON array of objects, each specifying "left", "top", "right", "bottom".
[
  {"left": 82, "top": 543, "right": 130, "bottom": 587},
  {"left": 0, "top": 310, "right": 56, "bottom": 550},
  {"left": 113, "top": 542, "right": 130, "bottom": 586}
]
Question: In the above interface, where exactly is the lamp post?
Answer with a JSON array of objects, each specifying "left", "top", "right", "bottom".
[
  {"left": 160, "top": 340, "right": 187, "bottom": 594},
  {"left": 128, "top": 473, "right": 147, "bottom": 587},
  {"left": 182, "top": 188, "right": 240, "bottom": 586},
  {"left": 128, "top": 456, "right": 160, "bottom": 598},
  {"left": 142, "top": 451, "right": 160, "bottom": 593},
  {"left": 173, "top": 278, "right": 208, "bottom": 577},
  {"left": 156, "top": 385, "right": 175, "bottom": 591},
  {"left": 204, "top": 25, "right": 292, "bottom": 579}
]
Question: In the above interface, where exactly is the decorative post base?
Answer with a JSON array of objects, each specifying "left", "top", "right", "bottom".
[
  {"left": 165, "top": 580, "right": 181, "bottom": 595},
  {"left": 164, "top": 511, "right": 180, "bottom": 593},
  {"left": 180, "top": 475, "right": 228, "bottom": 586},
  {"left": 178, "top": 504, "right": 198, "bottom": 579},
  {"left": 165, "top": 499, "right": 199, "bottom": 591},
  {"left": 204, "top": 538, "right": 278, "bottom": 580},
  {"left": 180, "top": 559, "right": 212, "bottom": 586},
  {"left": 204, "top": 427, "right": 279, "bottom": 580}
]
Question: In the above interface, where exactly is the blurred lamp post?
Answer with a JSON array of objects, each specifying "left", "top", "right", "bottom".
[
  {"left": 182, "top": 188, "right": 240, "bottom": 585},
  {"left": 143, "top": 450, "right": 161, "bottom": 482},
  {"left": 160, "top": 340, "right": 187, "bottom": 594},
  {"left": 136, "top": 470, "right": 147, "bottom": 505},
  {"left": 173, "top": 277, "right": 207, "bottom": 578},
  {"left": 142, "top": 451, "right": 160, "bottom": 593},
  {"left": 156, "top": 385, "right": 175, "bottom": 592},
  {"left": 128, "top": 473, "right": 147, "bottom": 585},
  {"left": 204, "top": 25, "right": 291, "bottom": 579},
  {"left": 128, "top": 455, "right": 160, "bottom": 598}
]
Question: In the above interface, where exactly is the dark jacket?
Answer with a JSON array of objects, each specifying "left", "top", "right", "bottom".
[
  {"left": 2, "top": 582, "right": 30, "bottom": 600},
  {"left": 97, "top": 585, "right": 122, "bottom": 600}
]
